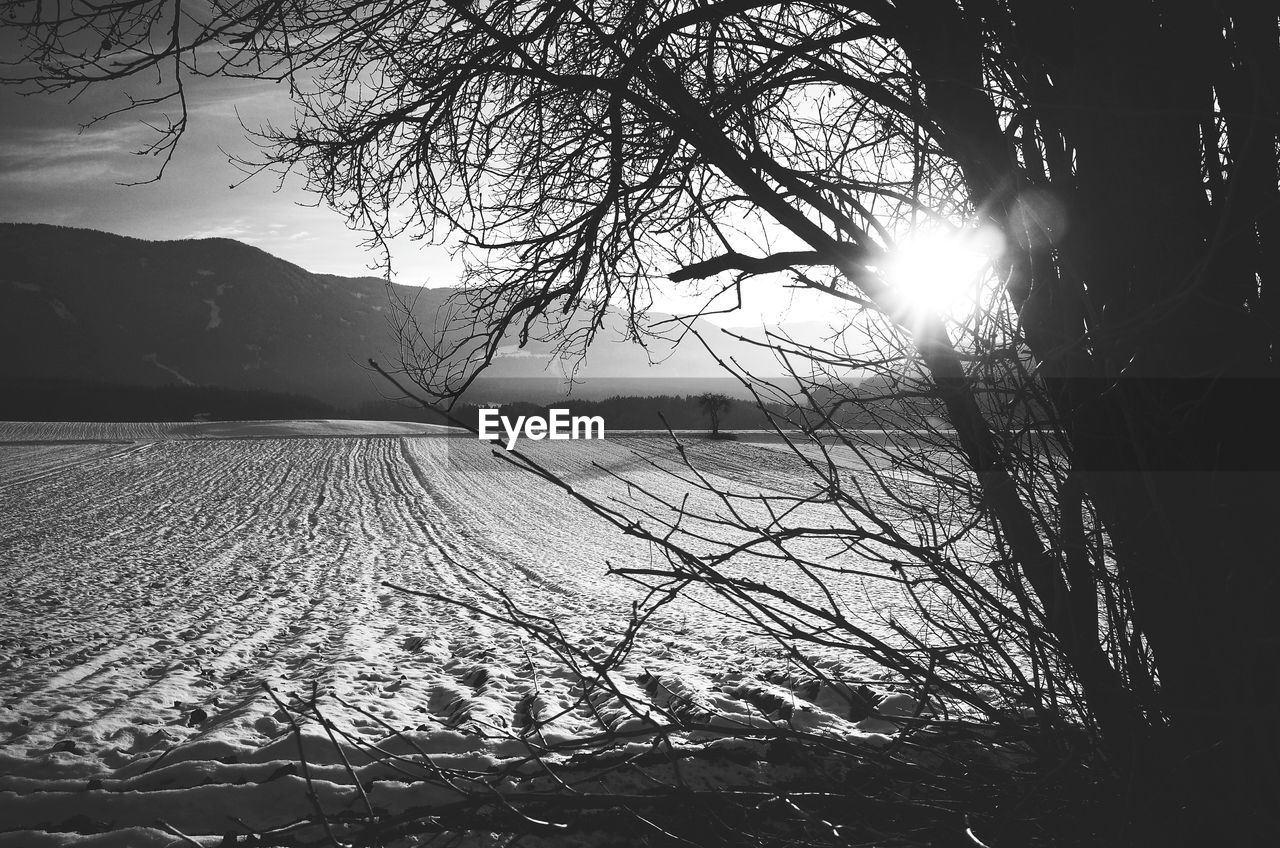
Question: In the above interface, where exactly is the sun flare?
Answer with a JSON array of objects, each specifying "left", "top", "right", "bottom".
[{"left": 880, "top": 225, "right": 1004, "bottom": 319}]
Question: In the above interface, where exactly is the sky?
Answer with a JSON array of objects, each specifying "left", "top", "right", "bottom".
[
  {"left": 0, "top": 65, "right": 830, "bottom": 327},
  {"left": 0, "top": 71, "right": 457, "bottom": 284}
]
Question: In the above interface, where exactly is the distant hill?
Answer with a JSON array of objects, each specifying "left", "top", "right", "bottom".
[
  {"left": 0, "top": 224, "right": 838, "bottom": 414},
  {"left": 0, "top": 224, "right": 440, "bottom": 408}
]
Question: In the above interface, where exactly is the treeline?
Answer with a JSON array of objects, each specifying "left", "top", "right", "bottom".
[
  {"left": 358, "top": 375, "right": 1051, "bottom": 433},
  {"left": 458, "top": 395, "right": 790, "bottom": 430},
  {"left": 0, "top": 378, "right": 339, "bottom": 422},
  {"left": 4, "top": 379, "right": 951, "bottom": 430}
]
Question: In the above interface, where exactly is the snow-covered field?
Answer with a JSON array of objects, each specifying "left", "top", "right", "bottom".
[
  {"left": 0, "top": 419, "right": 456, "bottom": 444},
  {"left": 0, "top": 422, "right": 917, "bottom": 846}
]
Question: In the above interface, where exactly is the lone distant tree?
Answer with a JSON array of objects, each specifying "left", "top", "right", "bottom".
[
  {"left": 6, "top": 1, "right": 1278, "bottom": 843},
  {"left": 695, "top": 393, "right": 731, "bottom": 436}
]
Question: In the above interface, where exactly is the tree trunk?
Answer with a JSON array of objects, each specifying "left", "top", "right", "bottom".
[{"left": 900, "top": 4, "right": 1280, "bottom": 841}]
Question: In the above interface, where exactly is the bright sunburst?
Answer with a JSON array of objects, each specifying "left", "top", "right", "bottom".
[{"left": 879, "top": 225, "right": 1005, "bottom": 320}]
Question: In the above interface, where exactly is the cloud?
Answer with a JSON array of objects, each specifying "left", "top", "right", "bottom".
[
  {"left": 0, "top": 123, "right": 156, "bottom": 185},
  {"left": 186, "top": 83, "right": 293, "bottom": 121},
  {"left": 184, "top": 219, "right": 263, "bottom": 243},
  {"left": 0, "top": 78, "right": 462, "bottom": 288}
]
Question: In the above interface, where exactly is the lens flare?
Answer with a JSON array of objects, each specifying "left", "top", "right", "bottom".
[{"left": 880, "top": 225, "right": 1004, "bottom": 320}]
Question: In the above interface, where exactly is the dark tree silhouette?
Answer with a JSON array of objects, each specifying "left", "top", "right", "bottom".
[
  {"left": 695, "top": 392, "right": 731, "bottom": 436},
  {"left": 6, "top": 1, "right": 1279, "bottom": 843}
]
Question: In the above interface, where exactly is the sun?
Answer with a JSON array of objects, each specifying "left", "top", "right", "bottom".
[{"left": 879, "top": 225, "right": 1004, "bottom": 320}]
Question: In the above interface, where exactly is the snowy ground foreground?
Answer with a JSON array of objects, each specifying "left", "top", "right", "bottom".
[
  {"left": 0, "top": 419, "right": 457, "bottom": 444},
  {"left": 0, "top": 422, "right": 920, "bottom": 847}
]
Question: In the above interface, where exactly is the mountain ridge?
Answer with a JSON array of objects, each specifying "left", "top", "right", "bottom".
[{"left": 1, "top": 223, "right": 819, "bottom": 411}]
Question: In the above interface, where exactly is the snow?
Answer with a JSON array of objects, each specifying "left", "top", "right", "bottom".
[
  {"left": 0, "top": 420, "right": 458, "bottom": 443},
  {"left": 201, "top": 299, "right": 221, "bottom": 330},
  {"left": 140, "top": 353, "right": 194, "bottom": 386},
  {"left": 0, "top": 426, "right": 925, "bottom": 845},
  {"left": 47, "top": 298, "right": 76, "bottom": 323},
  {"left": 493, "top": 345, "right": 545, "bottom": 359}
]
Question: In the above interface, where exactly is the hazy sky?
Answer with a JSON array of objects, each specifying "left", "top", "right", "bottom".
[
  {"left": 0, "top": 69, "right": 463, "bottom": 282},
  {"left": 0, "top": 69, "right": 829, "bottom": 326}
]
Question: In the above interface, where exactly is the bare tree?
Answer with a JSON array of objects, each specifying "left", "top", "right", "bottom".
[
  {"left": 695, "top": 392, "right": 731, "bottom": 436},
  {"left": 5, "top": 1, "right": 1279, "bottom": 843}
]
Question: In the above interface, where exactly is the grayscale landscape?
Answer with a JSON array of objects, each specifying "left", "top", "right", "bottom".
[{"left": 3, "top": 2, "right": 1277, "bottom": 846}]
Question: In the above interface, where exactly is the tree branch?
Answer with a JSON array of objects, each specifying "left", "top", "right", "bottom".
[{"left": 667, "top": 250, "right": 827, "bottom": 282}]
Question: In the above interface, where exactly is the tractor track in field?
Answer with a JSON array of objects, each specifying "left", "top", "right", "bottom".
[{"left": 0, "top": 428, "right": 914, "bottom": 845}]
